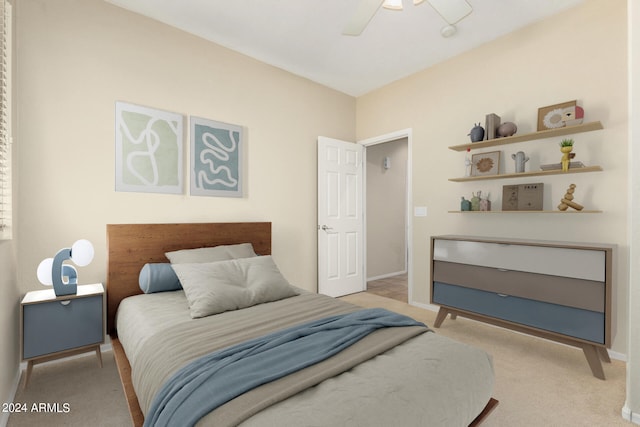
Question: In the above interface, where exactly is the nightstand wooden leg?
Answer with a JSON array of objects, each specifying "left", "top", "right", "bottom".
[
  {"left": 23, "top": 361, "right": 34, "bottom": 389},
  {"left": 95, "top": 345, "right": 103, "bottom": 368}
]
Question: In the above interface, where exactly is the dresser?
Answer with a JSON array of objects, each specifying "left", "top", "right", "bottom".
[
  {"left": 20, "top": 283, "right": 105, "bottom": 387},
  {"left": 430, "top": 235, "right": 613, "bottom": 379}
]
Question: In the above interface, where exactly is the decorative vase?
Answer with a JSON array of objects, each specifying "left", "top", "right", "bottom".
[
  {"left": 560, "top": 146, "right": 573, "bottom": 171},
  {"left": 470, "top": 191, "right": 481, "bottom": 211},
  {"left": 468, "top": 123, "right": 485, "bottom": 142},
  {"left": 511, "top": 151, "right": 529, "bottom": 173},
  {"left": 461, "top": 197, "right": 471, "bottom": 211}
]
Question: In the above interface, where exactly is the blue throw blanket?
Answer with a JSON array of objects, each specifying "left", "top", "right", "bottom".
[{"left": 144, "top": 308, "right": 425, "bottom": 427}]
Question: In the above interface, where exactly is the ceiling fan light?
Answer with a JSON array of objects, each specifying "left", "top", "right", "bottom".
[
  {"left": 383, "top": 0, "right": 403, "bottom": 10},
  {"left": 440, "top": 24, "right": 457, "bottom": 38}
]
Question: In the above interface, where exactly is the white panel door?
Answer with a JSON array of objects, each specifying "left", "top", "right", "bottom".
[{"left": 317, "top": 137, "right": 364, "bottom": 297}]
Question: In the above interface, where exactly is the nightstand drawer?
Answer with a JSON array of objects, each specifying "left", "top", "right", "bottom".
[{"left": 23, "top": 295, "right": 103, "bottom": 359}]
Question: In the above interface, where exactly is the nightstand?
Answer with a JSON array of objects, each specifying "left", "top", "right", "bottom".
[{"left": 20, "top": 283, "right": 105, "bottom": 387}]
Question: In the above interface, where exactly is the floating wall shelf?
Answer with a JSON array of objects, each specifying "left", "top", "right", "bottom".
[
  {"left": 449, "top": 121, "right": 603, "bottom": 152},
  {"left": 448, "top": 210, "right": 603, "bottom": 214},
  {"left": 449, "top": 165, "right": 603, "bottom": 182}
]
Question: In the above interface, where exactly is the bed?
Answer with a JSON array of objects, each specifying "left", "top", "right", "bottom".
[{"left": 107, "top": 222, "right": 497, "bottom": 426}]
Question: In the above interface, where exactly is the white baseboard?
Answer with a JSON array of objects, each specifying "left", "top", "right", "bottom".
[
  {"left": 622, "top": 405, "right": 640, "bottom": 425},
  {"left": 408, "top": 300, "right": 439, "bottom": 312}
]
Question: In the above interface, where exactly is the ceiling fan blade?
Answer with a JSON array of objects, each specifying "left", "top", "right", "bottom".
[
  {"left": 427, "top": 0, "right": 472, "bottom": 24},
  {"left": 342, "top": 0, "right": 384, "bottom": 36}
]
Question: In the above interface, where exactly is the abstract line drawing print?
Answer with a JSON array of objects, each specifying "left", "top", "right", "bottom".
[
  {"left": 115, "top": 102, "right": 183, "bottom": 194},
  {"left": 190, "top": 117, "right": 243, "bottom": 197}
]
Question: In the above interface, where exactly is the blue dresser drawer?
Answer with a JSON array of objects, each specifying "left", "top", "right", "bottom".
[
  {"left": 23, "top": 295, "right": 104, "bottom": 359},
  {"left": 433, "top": 282, "right": 604, "bottom": 344}
]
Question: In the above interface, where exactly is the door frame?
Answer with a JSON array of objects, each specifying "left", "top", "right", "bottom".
[{"left": 360, "top": 129, "right": 413, "bottom": 303}]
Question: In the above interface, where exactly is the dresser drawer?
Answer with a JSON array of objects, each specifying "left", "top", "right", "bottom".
[
  {"left": 433, "top": 261, "right": 604, "bottom": 312},
  {"left": 433, "top": 239, "right": 605, "bottom": 281},
  {"left": 433, "top": 282, "right": 605, "bottom": 344},
  {"left": 23, "top": 295, "right": 104, "bottom": 359}
]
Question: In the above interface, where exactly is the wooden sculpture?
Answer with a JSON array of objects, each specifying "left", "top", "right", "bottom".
[{"left": 558, "top": 184, "right": 584, "bottom": 211}]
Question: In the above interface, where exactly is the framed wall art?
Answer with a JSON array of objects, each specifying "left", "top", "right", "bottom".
[
  {"left": 115, "top": 102, "right": 184, "bottom": 194},
  {"left": 537, "top": 100, "right": 577, "bottom": 131},
  {"left": 471, "top": 151, "right": 500, "bottom": 177},
  {"left": 190, "top": 117, "right": 243, "bottom": 197}
]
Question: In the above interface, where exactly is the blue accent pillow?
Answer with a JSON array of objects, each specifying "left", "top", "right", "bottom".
[{"left": 139, "top": 263, "right": 182, "bottom": 294}]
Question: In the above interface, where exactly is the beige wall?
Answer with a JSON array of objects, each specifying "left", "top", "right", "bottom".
[
  {"left": 357, "top": 0, "right": 629, "bottom": 354},
  {"left": 366, "top": 138, "right": 407, "bottom": 279},
  {"left": 16, "top": 0, "right": 355, "bottom": 300}
]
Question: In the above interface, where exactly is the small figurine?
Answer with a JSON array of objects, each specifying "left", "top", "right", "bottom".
[
  {"left": 468, "top": 123, "right": 485, "bottom": 142},
  {"left": 464, "top": 148, "right": 472, "bottom": 177},
  {"left": 558, "top": 184, "right": 584, "bottom": 211},
  {"left": 511, "top": 151, "right": 529, "bottom": 173},
  {"left": 560, "top": 139, "right": 574, "bottom": 172},
  {"left": 460, "top": 197, "right": 471, "bottom": 211}
]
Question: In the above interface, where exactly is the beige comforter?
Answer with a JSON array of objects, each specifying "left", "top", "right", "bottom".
[{"left": 116, "top": 290, "right": 494, "bottom": 426}]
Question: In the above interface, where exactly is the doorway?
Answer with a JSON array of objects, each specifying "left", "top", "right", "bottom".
[{"left": 362, "top": 130, "right": 412, "bottom": 303}]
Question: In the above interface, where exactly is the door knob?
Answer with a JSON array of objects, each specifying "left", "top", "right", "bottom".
[{"left": 321, "top": 225, "right": 333, "bottom": 232}]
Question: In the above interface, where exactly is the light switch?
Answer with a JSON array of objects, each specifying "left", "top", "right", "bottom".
[{"left": 414, "top": 206, "right": 427, "bottom": 217}]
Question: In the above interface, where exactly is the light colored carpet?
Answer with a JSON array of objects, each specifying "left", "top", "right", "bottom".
[
  {"left": 342, "top": 292, "right": 630, "bottom": 427},
  {"left": 8, "top": 351, "right": 130, "bottom": 427},
  {"left": 8, "top": 292, "right": 631, "bottom": 426}
]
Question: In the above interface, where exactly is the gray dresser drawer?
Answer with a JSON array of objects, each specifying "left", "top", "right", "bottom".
[
  {"left": 433, "top": 260, "right": 604, "bottom": 312},
  {"left": 433, "top": 238, "right": 605, "bottom": 281},
  {"left": 433, "top": 282, "right": 605, "bottom": 344},
  {"left": 23, "top": 295, "right": 103, "bottom": 359}
]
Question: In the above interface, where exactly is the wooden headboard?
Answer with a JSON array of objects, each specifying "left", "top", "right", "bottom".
[{"left": 106, "top": 222, "right": 271, "bottom": 334}]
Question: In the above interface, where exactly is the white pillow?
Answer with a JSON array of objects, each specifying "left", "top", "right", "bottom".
[
  {"left": 171, "top": 256, "right": 299, "bottom": 318},
  {"left": 165, "top": 243, "right": 257, "bottom": 264}
]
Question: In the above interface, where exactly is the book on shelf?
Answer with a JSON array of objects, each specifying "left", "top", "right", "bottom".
[{"left": 539, "top": 161, "right": 585, "bottom": 171}]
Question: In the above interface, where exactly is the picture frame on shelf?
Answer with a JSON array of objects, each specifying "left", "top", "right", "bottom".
[
  {"left": 537, "top": 100, "right": 577, "bottom": 131},
  {"left": 471, "top": 151, "right": 500, "bottom": 177}
]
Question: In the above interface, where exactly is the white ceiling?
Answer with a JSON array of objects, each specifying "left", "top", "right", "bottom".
[{"left": 106, "top": 0, "right": 585, "bottom": 97}]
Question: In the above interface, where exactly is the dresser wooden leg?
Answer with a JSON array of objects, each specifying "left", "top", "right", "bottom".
[
  {"left": 95, "top": 345, "right": 103, "bottom": 368},
  {"left": 582, "top": 344, "right": 606, "bottom": 380},
  {"left": 597, "top": 346, "right": 611, "bottom": 363},
  {"left": 434, "top": 307, "right": 449, "bottom": 328},
  {"left": 23, "top": 361, "right": 33, "bottom": 389}
]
